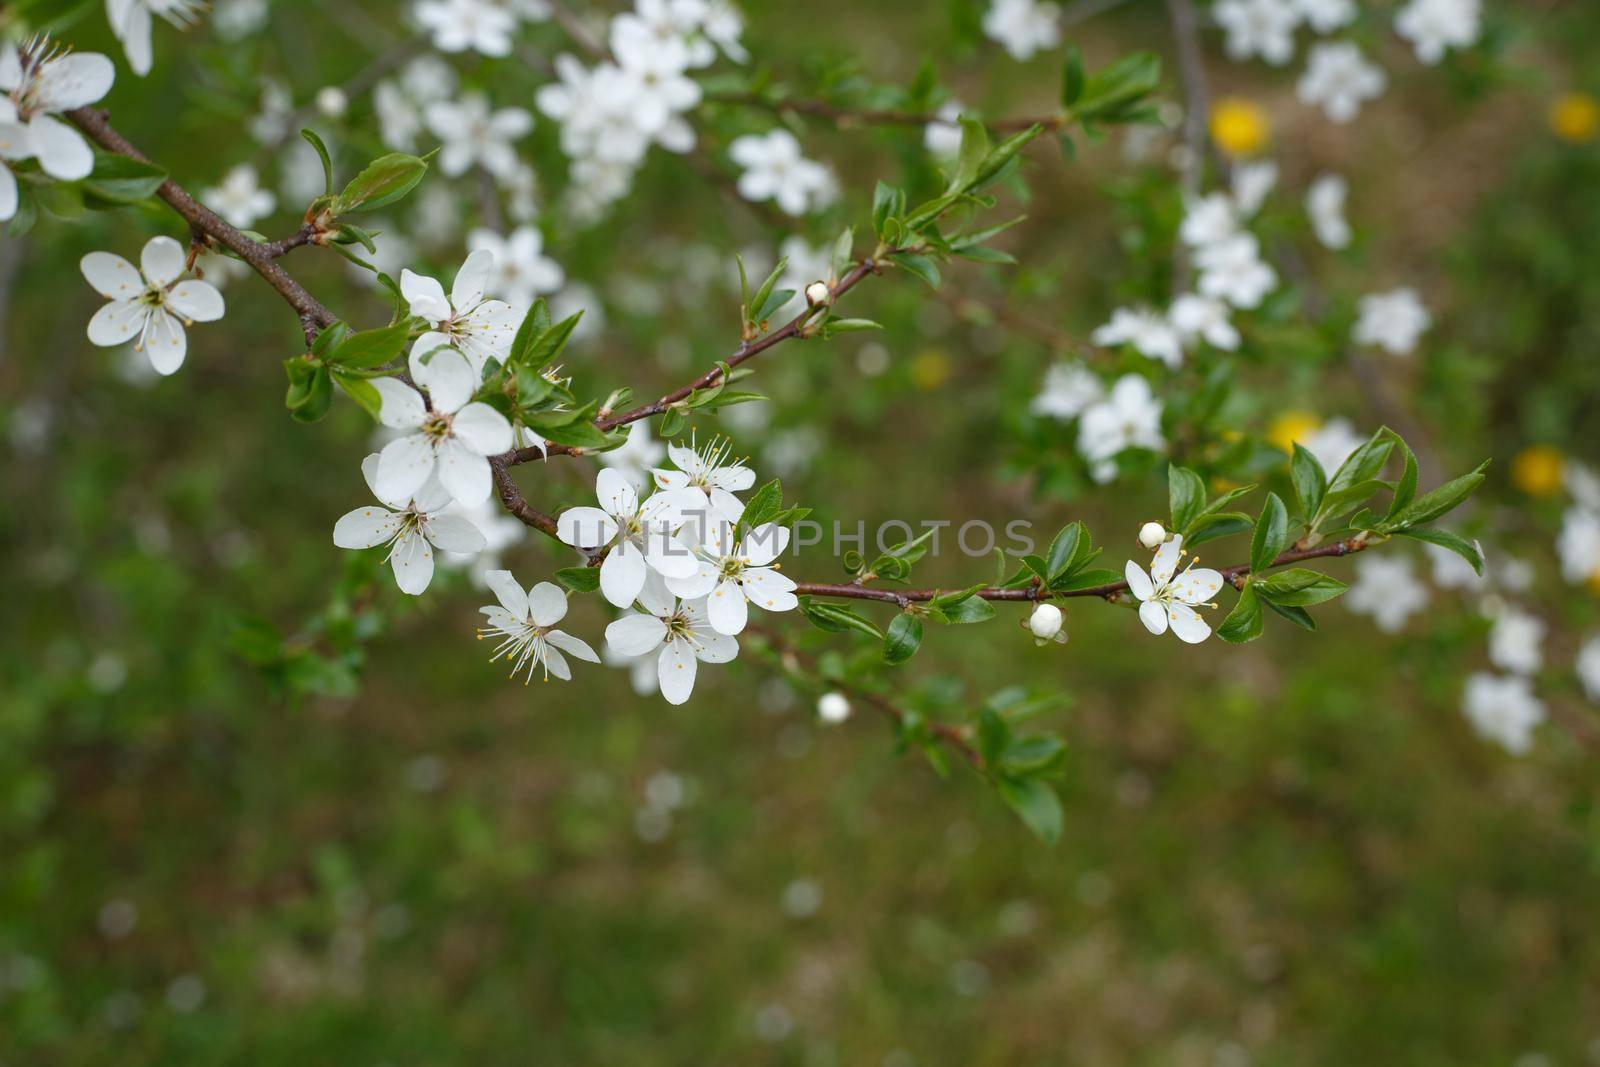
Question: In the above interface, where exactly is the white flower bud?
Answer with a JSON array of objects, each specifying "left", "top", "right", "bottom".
[
  {"left": 1028, "top": 603, "right": 1064, "bottom": 640},
  {"left": 1138, "top": 521, "right": 1167, "bottom": 550},
  {"left": 804, "top": 280, "right": 831, "bottom": 307},
  {"left": 316, "top": 87, "right": 348, "bottom": 118},
  {"left": 817, "top": 691, "right": 851, "bottom": 723}
]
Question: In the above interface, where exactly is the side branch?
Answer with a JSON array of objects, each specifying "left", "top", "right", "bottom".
[
  {"left": 706, "top": 92, "right": 1066, "bottom": 135},
  {"left": 792, "top": 537, "right": 1371, "bottom": 606},
  {"left": 64, "top": 107, "right": 337, "bottom": 341}
]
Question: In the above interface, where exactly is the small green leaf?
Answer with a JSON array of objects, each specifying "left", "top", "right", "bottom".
[
  {"left": 328, "top": 322, "right": 411, "bottom": 369},
  {"left": 1253, "top": 568, "right": 1347, "bottom": 606},
  {"left": 554, "top": 567, "right": 601, "bottom": 593},
  {"left": 300, "top": 129, "right": 335, "bottom": 196},
  {"left": 1391, "top": 527, "right": 1484, "bottom": 575},
  {"left": 1216, "top": 586, "right": 1263, "bottom": 643},
  {"left": 1291, "top": 443, "right": 1327, "bottom": 520},
  {"left": 333, "top": 152, "right": 429, "bottom": 214},
  {"left": 995, "top": 777, "right": 1063, "bottom": 845},
  {"left": 1250, "top": 493, "right": 1290, "bottom": 574},
  {"left": 332, "top": 371, "right": 382, "bottom": 421},
  {"left": 1045, "top": 523, "right": 1081, "bottom": 580},
  {"left": 81, "top": 152, "right": 166, "bottom": 205},
  {"left": 891, "top": 251, "right": 941, "bottom": 289},
  {"left": 1388, "top": 462, "right": 1489, "bottom": 528},
  {"left": 1061, "top": 44, "right": 1086, "bottom": 106},
  {"left": 883, "top": 613, "right": 924, "bottom": 665},
  {"left": 1168, "top": 464, "right": 1206, "bottom": 535},
  {"left": 800, "top": 599, "right": 884, "bottom": 640},
  {"left": 935, "top": 594, "right": 995, "bottom": 624}
]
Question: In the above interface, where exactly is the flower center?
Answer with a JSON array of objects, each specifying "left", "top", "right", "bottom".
[
  {"left": 422, "top": 412, "right": 453, "bottom": 441},
  {"left": 476, "top": 614, "right": 553, "bottom": 684}
]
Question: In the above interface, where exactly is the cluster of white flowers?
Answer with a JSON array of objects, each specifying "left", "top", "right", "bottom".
[
  {"left": 1354, "top": 287, "right": 1431, "bottom": 356},
  {"left": 373, "top": 56, "right": 459, "bottom": 153},
  {"left": 202, "top": 164, "right": 276, "bottom": 229},
  {"left": 1557, "top": 463, "right": 1600, "bottom": 590},
  {"left": 728, "top": 130, "right": 838, "bottom": 217},
  {"left": 0, "top": 39, "right": 115, "bottom": 220},
  {"left": 1345, "top": 554, "right": 1430, "bottom": 633},
  {"left": 1029, "top": 364, "right": 1167, "bottom": 484},
  {"left": 413, "top": 0, "right": 549, "bottom": 58},
  {"left": 981, "top": 0, "right": 1062, "bottom": 61},
  {"left": 536, "top": 0, "right": 747, "bottom": 221}
]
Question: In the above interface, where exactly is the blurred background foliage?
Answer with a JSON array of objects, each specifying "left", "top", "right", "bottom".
[{"left": 3, "top": 0, "right": 1600, "bottom": 1063}]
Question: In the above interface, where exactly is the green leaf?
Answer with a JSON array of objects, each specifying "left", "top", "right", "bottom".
[
  {"left": 1253, "top": 568, "right": 1347, "bottom": 607},
  {"left": 1184, "top": 513, "right": 1253, "bottom": 548},
  {"left": 871, "top": 181, "right": 904, "bottom": 241},
  {"left": 300, "top": 128, "right": 335, "bottom": 196},
  {"left": 1391, "top": 527, "right": 1484, "bottom": 575},
  {"left": 1049, "top": 567, "right": 1122, "bottom": 592},
  {"left": 995, "top": 777, "right": 1063, "bottom": 845},
  {"left": 333, "top": 152, "right": 428, "bottom": 214},
  {"left": 800, "top": 599, "right": 884, "bottom": 640},
  {"left": 328, "top": 322, "right": 411, "bottom": 369},
  {"left": 891, "top": 251, "right": 941, "bottom": 289},
  {"left": 81, "top": 152, "right": 166, "bottom": 205},
  {"left": 554, "top": 567, "right": 601, "bottom": 593},
  {"left": 287, "top": 363, "right": 333, "bottom": 423},
  {"left": 1168, "top": 464, "right": 1206, "bottom": 535},
  {"left": 1385, "top": 431, "right": 1418, "bottom": 520},
  {"left": 1327, "top": 430, "right": 1394, "bottom": 498},
  {"left": 519, "top": 312, "right": 583, "bottom": 371},
  {"left": 332, "top": 371, "right": 382, "bottom": 421},
  {"left": 1262, "top": 598, "right": 1317, "bottom": 631},
  {"left": 1216, "top": 586, "right": 1263, "bottom": 643},
  {"left": 1250, "top": 493, "right": 1290, "bottom": 574},
  {"left": 882, "top": 613, "right": 924, "bottom": 665},
  {"left": 947, "top": 115, "right": 990, "bottom": 193},
  {"left": 1387, "top": 462, "right": 1489, "bottom": 529},
  {"left": 739, "top": 478, "right": 783, "bottom": 533},
  {"left": 658, "top": 407, "right": 686, "bottom": 437},
  {"left": 1044, "top": 523, "right": 1081, "bottom": 581},
  {"left": 752, "top": 287, "right": 796, "bottom": 324},
  {"left": 1061, "top": 44, "right": 1086, "bottom": 106},
  {"left": 747, "top": 259, "right": 787, "bottom": 325},
  {"left": 1291, "top": 444, "right": 1327, "bottom": 520},
  {"left": 935, "top": 594, "right": 996, "bottom": 624}
]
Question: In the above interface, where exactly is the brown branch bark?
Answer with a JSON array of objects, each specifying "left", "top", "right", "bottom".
[{"left": 65, "top": 107, "right": 337, "bottom": 343}]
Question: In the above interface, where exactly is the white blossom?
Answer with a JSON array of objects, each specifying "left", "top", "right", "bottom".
[
  {"left": 1196, "top": 232, "right": 1278, "bottom": 309},
  {"left": 1557, "top": 507, "right": 1600, "bottom": 586},
  {"left": 1138, "top": 521, "right": 1168, "bottom": 550},
  {"left": 1345, "top": 554, "right": 1429, "bottom": 633},
  {"left": 1488, "top": 607, "right": 1545, "bottom": 676},
  {"left": 1030, "top": 362, "right": 1103, "bottom": 420},
  {"left": 982, "top": 0, "right": 1062, "bottom": 61},
  {"left": 371, "top": 344, "right": 514, "bottom": 506},
  {"left": 0, "top": 39, "right": 115, "bottom": 186},
  {"left": 468, "top": 227, "right": 564, "bottom": 307},
  {"left": 400, "top": 249, "right": 520, "bottom": 374},
  {"left": 1354, "top": 287, "right": 1430, "bottom": 356},
  {"left": 666, "top": 519, "right": 798, "bottom": 635},
  {"left": 1125, "top": 534, "right": 1224, "bottom": 643},
  {"left": 1169, "top": 293, "right": 1240, "bottom": 352},
  {"left": 1577, "top": 637, "right": 1600, "bottom": 703},
  {"left": 925, "top": 101, "right": 965, "bottom": 158},
  {"left": 604, "top": 572, "right": 739, "bottom": 705},
  {"left": 1306, "top": 173, "right": 1351, "bottom": 249},
  {"left": 333, "top": 454, "right": 486, "bottom": 594},
  {"left": 1093, "top": 307, "right": 1184, "bottom": 368},
  {"left": 1298, "top": 0, "right": 1356, "bottom": 33},
  {"left": 557, "top": 467, "right": 700, "bottom": 608},
  {"left": 1077, "top": 375, "right": 1165, "bottom": 483},
  {"left": 1179, "top": 193, "right": 1239, "bottom": 248},
  {"left": 1297, "top": 42, "right": 1386, "bottom": 123},
  {"left": 1214, "top": 0, "right": 1300, "bottom": 66},
  {"left": 650, "top": 436, "right": 756, "bottom": 525},
  {"left": 1028, "top": 602, "right": 1067, "bottom": 644},
  {"left": 1461, "top": 672, "right": 1544, "bottom": 754},
  {"left": 425, "top": 93, "right": 533, "bottom": 179},
  {"left": 1395, "top": 0, "right": 1481, "bottom": 65},
  {"left": 1231, "top": 159, "right": 1278, "bottom": 215},
  {"left": 728, "top": 130, "right": 837, "bottom": 216},
  {"left": 81, "top": 236, "right": 225, "bottom": 375},
  {"left": 477, "top": 573, "right": 599, "bottom": 682},
  {"left": 817, "top": 691, "right": 851, "bottom": 723},
  {"left": 415, "top": 0, "right": 516, "bottom": 57},
  {"left": 202, "top": 164, "right": 275, "bottom": 228},
  {"left": 106, "top": 0, "right": 203, "bottom": 76},
  {"left": 1300, "top": 416, "right": 1364, "bottom": 474}
]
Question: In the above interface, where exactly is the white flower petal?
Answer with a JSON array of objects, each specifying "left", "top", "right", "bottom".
[
  {"left": 742, "top": 568, "right": 798, "bottom": 612},
  {"left": 693, "top": 626, "right": 739, "bottom": 664},
  {"left": 166, "top": 280, "right": 224, "bottom": 322},
  {"left": 705, "top": 577, "right": 748, "bottom": 635},
  {"left": 390, "top": 526, "right": 436, "bottom": 595},
  {"left": 425, "top": 512, "right": 487, "bottom": 553},
  {"left": 606, "top": 613, "right": 668, "bottom": 656},
  {"left": 1151, "top": 535, "right": 1185, "bottom": 586},
  {"left": 416, "top": 347, "right": 477, "bottom": 414},
  {"left": 86, "top": 299, "right": 144, "bottom": 346},
  {"left": 1166, "top": 602, "right": 1212, "bottom": 643},
  {"left": 1173, "top": 566, "right": 1224, "bottom": 605},
  {"left": 600, "top": 539, "right": 648, "bottom": 608},
  {"left": 375, "top": 433, "right": 436, "bottom": 503},
  {"left": 35, "top": 51, "right": 115, "bottom": 110},
  {"left": 1124, "top": 560, "right": 1154, "bottom": 602},
  {"left": 636, "top": 570, "right": 676, "bottom": 617},
  {"left": 143, "top": 310, "right": 187, "bottom": 374},
  {"left": 741, "top": 523, "right": 789, "bottom": 566},
  {"left": 28, "top": 115, "right": 92, "bottom": 180},
  {"left": 541, "top": 644, "right": 572, "bottom": 681},
  {"left": 546, "top": 629, "right": 600, "bottom": 664},
  {"left": 436, "top": 437, "right": 491, "bottom": 505},
  {"left": 557, "top": 507, "right": 619, "bottom": 549},
  {"left": 333, "top": 506, "right": 402, "bottom": 548},
  {"left": 595, "top": 467, "right": 639, "bottom": 521},
  {"left": 665, "top": 560, "right": 719, "bottom": 601},
  {"left": 371, "top": 377, "right": 428, "bottom": 429},
  {"left": 452, "top": 248, "right": 494, "bottom": 309},
  {"left": 400, "top": 268, "right": 451, "bottom": 321},
  {"left": 527, "top": 581, "right": 568, "bottom": 627},
  {"left": 80, "top": 252, "right": 142, "bottom": 299},
  {"left": 1139, "top": 600, "right": 1170, "bottom": 636},
  {"left": 657, "top": 637, "right": 698, "bottom": 704},
  {"left": 484, "top": 569, "right": 529, "bottom": 617},
  {"left": 451, "top": 402, "right": 513, "bottom": 456},
  {"left": 140, "top": 235, "right": 186, "bottom": 287}
]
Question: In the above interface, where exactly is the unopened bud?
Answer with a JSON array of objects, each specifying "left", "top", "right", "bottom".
[
  {"left": 316, "top": 87, "right": 348, "bottom": 118},
  {"left": 1138, "top": 521, "right": 1167, "bottom": 550},
  {"left": 1028, "top": 603, "right": 1064, "bottom": 641},
  {"left": 817, "top": 691, "right": 851, "bottom": 723},
  {"left": 805, "top": 280, "right": 831, "bottom": 307}
]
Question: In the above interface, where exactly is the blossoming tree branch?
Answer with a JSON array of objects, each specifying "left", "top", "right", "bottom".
[{"left": 11, "top": 0, "right": 1562, "bottom": 840}]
